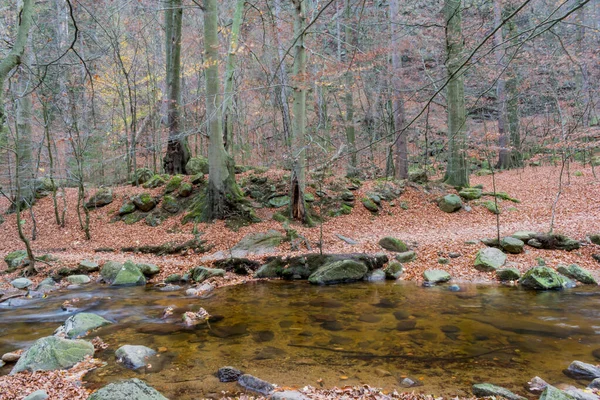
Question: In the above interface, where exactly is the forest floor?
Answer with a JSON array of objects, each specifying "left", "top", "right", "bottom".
[
  {"left": 1, "top": 164, "right": 600, "bottom": 399},
  {"left": 1, "top": 163, "right": 600, "bottom": 289}
]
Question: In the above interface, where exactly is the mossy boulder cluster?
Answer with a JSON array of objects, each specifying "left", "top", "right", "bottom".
[{"left": 520, "top": 266, "right": 571, "bottom": 290}]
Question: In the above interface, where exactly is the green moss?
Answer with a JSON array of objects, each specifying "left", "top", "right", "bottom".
[
  {"left": 361, "top": 197, "right": 378, "bottom": 213},
  {"left": 272, "top": 212, "right": 288, "bottom": 223},
  {"left": 165, "top": 175, "right": 183, "bottom": 194},
  {"left": 142, "top": 175, "right": 167, "bottom": 189},
  {"left": 482, "top": 200, "right": 500, "bottom": 214}
]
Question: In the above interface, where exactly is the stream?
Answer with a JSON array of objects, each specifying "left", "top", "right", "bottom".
[{"left": 2, "top": 280, "right": 600, "bottom": 398}]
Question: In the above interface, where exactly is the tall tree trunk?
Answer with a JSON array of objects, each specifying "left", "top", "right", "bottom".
[
  {"left": 343, "top": 0, "right": 358, "bottom": 177},
  {"left": 273, "top": 0, "right": 292, "bottom": 148},
  {"left": 290, "top": 0, "right": 310, "bottom": 224},
  {"left": 506, "top": 3, "right": 522, "bottom": 168},
  {"left": 223, "top": 0, "right": 245, "bottom": 153},
  {"left": 494, "top": 0, "right": 510, "bottom": 169},
  {"left": 202, "top": 0, "right": 244, "bottom": 220},
  {"left": 443, "top": 0, "right": 469, "bottom": 187},
  {"left": 163, "top": 0, "right": 190, "bottom": 174},
  {"left": 389, "top": 0, "right": 408, "bottom": 179}
]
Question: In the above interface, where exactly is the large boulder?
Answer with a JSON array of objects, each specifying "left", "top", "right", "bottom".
[
  {"left": 142, "top": 175, "right": 167, "bottom": 189},
  {"left": 132, "top": 193, "right": 157, "bottom": 212},
  {"left": 459, "top": 187, "right": 482, "bottom": 200},
  {"left": 438, "top": 194, "right": 462, "bottom": 213},
  {"left": 100, "top": 261, "right": 123, "bottom": 283},
  {"left": 385, "top": 262, "right": 404, "bottom": 280},
  {"left": 190, "top": 266, "right": 225, "bottom": 283},
  {"left": 115, "top": 345, "right": 156, "bottom": 370},
  {"left": 556, "top": 264, "right": 597, "bottom": 285},
  {"left": 164, "top": 175, "right": 183, "bottom": 194},
  {"left": 501, "top": 237, "right": 525, "bottom": 254},
  {"left": 88, "top": 378, "right": 168, "bottom": 400},
  {"left": 564, "top": 361, "right": 600, "bottom": 380},
  {"left": 136, "top": 263, "right": 161, "bottom": 277},
  {"left": 78, "top": 259, "right": 99, "bottom": 272},
  {"left": 540, "top": 385, "right": 576, "bottom": 400},
  {"left": 474, "top": 247, "right": 507, "bottom": 272},
  {"left": 496, "top": 267, "right": 521, "bottom": 281},
  {"left": 423, "top": 269, "right": 451, "bottom": 283},
  {"left": 308, "top": 260, "right": 368, "bottom": 285},
  {"left": 230, "top": 230, "right": 284, "bottom": 257},
  {"left": 33, "top": 177, "right": 56, "bottom": 199},
  {"left": 85, "top": 188, "right": 113, "bottom": 209},
  {"left": 472, "top": 383, "right": 526, "bottom": 400},
  {"left": 132, "top": 168, "right": 154, "bottom": 185},
  {"left": 11, "top": 336, "right": 94, "bottom": 374},
  {"left": 4, "top": 250, "right": 29, "bottom": 271},
  {"left": 395, "top": 251, "right": 416, "bottom": 263},
  {"left": 55, "top": 313, "right": 112, "bottom": 339},
  {"left": 520, "top": 266, "right": 569, "bottom": 290},
  {"left": 109, "top": 261, "right": 146, "bottom": 286},
  {"left": 185, "top": 156, "right": 209, "bottom": 175},
  {"left": 378, "top": 237, "right": 408, "bottom": 252}
]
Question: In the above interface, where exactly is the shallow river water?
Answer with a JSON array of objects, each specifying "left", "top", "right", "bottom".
[{"left": 2, "top": 281, "right": 600, "bottom": 398}]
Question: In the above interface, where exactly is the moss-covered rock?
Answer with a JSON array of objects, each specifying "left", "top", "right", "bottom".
[
  {"left": 268, "top": 195, "right": 290, "bottom": 208},
  {"left": 118, "top": 200, "right": 136, "bottom": 216},
  {"left": 123, "top": 212, "right": 145, "bottom": 225},
  {"left": 395, "top": 251, "right": 416, "bottom": 263},
  {"left": 88, "top": 378, "right": 168, "bottom": 400},
  {"left": 254, "top": 257, "right": 286, "bottom": 278},
  {"left": 482, "top": 200, "right": 500, "bottom": 214},
  {"left": 185, "top": 156, "right": 209, "bottom": 175},
  {"left": 385, "top": 262, "right": 404, "bottom": 280},
  {"left": 531, "top": 233, "right": 580, "bottom": 251},
  {"left": 165, "top": 274, "right": 182, "bottom": 283},
  {"left": 520, "top": 266, "right": 569, "bottom": 290},
  {"left": 34, "top": 177, "right": 57, "bottom": 198},
  {"left": 136, "top": 263, "right": 161, "bottom": 277},
  {"left": 361, "top": 197, "right": 379, "bottom": 213},
  {"left": 79, "top": 259, "right": 99, "bottom": 272},
  {"left": 556, "top": 264, "right": 597, "bottom": 285},
  {"left": 272, "top": 212, "right": 288, "bottom": 223},
  {"left": 474, "top": 247, "right": 507, "bottom": 271},
  {"left": 230, "top": 230, "right": 284, "bottom": 257},
  {"left": 66, "top": 275, "right": 91, "bottom": 285},
  {"left": 112, "top": 261, "right": 146, "bottom": 286},
  {"left": 132, "top": 193, "right": 156, "bottom": 212},
  {"left": 439, "top": 194, "right": 462, "bottom": 213},
  {"left": 100, "top": 261, "right": 123, "bottom": 283},
  {"left": 590, "top": 234, "right": 600, "bottom": 246},
  {"left": 496, "top": 267, "right": 521, "bottom": 281},
  {"left": 178, "top": 182, "right": 193, "bottom": 197},
  {"left": 330, "top": 204, "right": 352, "bottom": 217},
  {"left": 539, "top": 385, "right": 576, "bottom": 400},
  {"left": 11, "top": 336, "right": 94, "bottom": 374},
  {"left": 277, "top": 253, "right": 388, "bottom": 280},
  {"left": 132, "top": 168, "right": 154, "bottom": 185},
  {"left": 161, "top": 195, "right": 180, "bottom": 214},
  {"left": 500, "top": 236, "right": 525, "bottom": 254},
  {"left": 142, "top": 175, "right": 167, "bottom": 189},
  {"left": 378, "top": 237, "right": 408, "bottom": 252},
  {"left": 408, "top": 169, "right": 428, "bottom": 184},
  {"left": 164, "top": 175, "right": 183, "bottom": 194},
  {"left": 459, "top": 187, "right": 482, "bottom": 200},
  {"left": 55, "top": 313, "right": 112, "bottom": 339},
  {"left": 423, "top": 269, "right": 451, "bottom": 283},
  {"left": 308, "top": 260, "right": 368, "bottom": 285},
  {"left": 190, "top": 266, "right": 225, "bottom": 283},
  {"left": 472, "top": 383, "right": 526, "bottom": 400},
  {"left": 4, "top": 250, "right": 28, "bottom": 271},
  {"left": 512, "top": 231, "right": 538, "bottom": 241},
  {"left": 85, "top": 188, "right": 113, "bottom": 209}
]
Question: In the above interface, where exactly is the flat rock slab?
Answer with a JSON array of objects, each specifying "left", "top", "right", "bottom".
[
  {"left": 116, "top": 345, "right": 157, "bottom": 370},
  {"left": 88, "top": 378, "right": 168, "bottom": 400},
  {"left": 423, "top": 269, "right": 451, "bottom": 283},
  {"left": 11, "top": 336, "right": 94, "bottom": 374},
  {"left": 55, "top": 312, "right": 112, "bottom": 339}
]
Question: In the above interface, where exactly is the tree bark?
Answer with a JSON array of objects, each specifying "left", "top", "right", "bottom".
[
  {"left": 290, "top": 0, "right": 310, "bottom": 224},
  {"left": 443, "top": 0, "right": 469, "bottom": 187},
  {"left": 390, "top": 0, "right": 408, "bottom": 180},
  {"left": 163, "top": 0, "right": 190, "bottom": 174},
  {"left": 494, "top": 0, "right": 510, "bottom": 169},
  {"left": 343, "top": 0, "right": 358, "bottom": 178}
]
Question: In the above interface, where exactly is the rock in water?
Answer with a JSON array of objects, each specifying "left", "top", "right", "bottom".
[
  {"left": 308, "top": 260, "right": 368, "bottom": 285},
  {"left": 472, "top": 383, "right": 526, "bottom": 400},
  {"left": 112, "top": 261, "right": 146, "bottom": 286},
  {"left": 539, "top": 385, "right": 576, "bottom": 400},
  {"left": 217, "top": 366, "right": 243, "bottom": 382},
  {"left": 474, "top": 247, "right": 507, "bottom": 272},
  {"left": 11, "top": 336, "right": 94, "bottom": 374},
  {"left": 66, "top": 275, "right": 91, "bottom": 285},
  {"left": 55, "top": 313, "right": 112, "bottom": 339},
  {"left": 520, "top": 266, "right": 569, "bottom": 290},
  {"left": 378, "top": 237, "right": 408, "bottom": 252},
  {"left": 556, "top": 264, "right": 597, "bottom": 285},
  {"left": 115, "top": 345, "right": 157, "bottom": 370},
  {"left": 238, "top": 374, "right": 275, "bottom": 396},
  {"left": 88, "top": 378, "right": 168, "bottom": 400},
  {"left": 564, "top": 360, "right": 600, "bottom": 380},
  {"left": 190, "top": 266, "right": 226, "bottom": 283},
  {"left": 501, "top": 237, "right": 525, "bottom": 254},
  {"left": 438, "top": 194, "right": 462, "bottom": 213},
  {"left": 385, "top": 262, "right": 404, "bottom": 280},
  {"left": 422, "top": 269, "right": 451, "bottom": 283}
]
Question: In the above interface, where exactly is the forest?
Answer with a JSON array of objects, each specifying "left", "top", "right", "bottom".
[{"left": 0, "top": 0, "right": 600, "bottom": 399}]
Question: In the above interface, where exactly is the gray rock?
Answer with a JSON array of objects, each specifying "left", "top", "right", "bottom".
[
  {"left": 11, "top": 278, "right": 32, "bottom": 289},
  {"left": 217, "top": 366, "right": 243, "bottom": 382},
  {"left": 115, "top": 345, "right": 157, "bottom": 370},
  {"left": 186, "top": 283, "right": 214, "bottom": 297},
  {"left": 459, "top": 187, "right": 482, "bottom": 200},
  {"left": 501, "top": 237, "right": 525, "bottom": 254},
  {"left": 497, "top": 267, "right": 521, "bottom": 281},
  {"left": 556, "top": 264, "right": 597, "bottom": 285},
  {"left": 474, "top": 247, "right": 507, "bottom": 272},
  {"left": 2, "top": 352, "right": 21, "bottom": 362},
  {"left": 66, "top": 275, "right": 91, "bottom": 285},
  {"left": 190, "top": 266, "right": 225, "bottom": 283},
  {"left": 0, "top": 360, "right": 4, "bottom": 368},
  {"left": 378, "top": 237, "right": 408, "bottom": 252},
  {"left": 100, "top": 261, "right": 123, "bottom": 283},
  {"left": 88, "top": 378, "right": 168, "bottom": 400},
  {"left": 423, "top": 269, "right": 451, "bottom": 283},
  {"left": 528, "top": 238, "right": 543, "bottom": 249},
  {"left": 540, "top": 385, "right": 576, "bottom": 400},
  {"left": 4, "top": 250, "right": 28, "bottom": 271},
  {"left": 563, "top": 387, "right": 599, "bottom": 400},
  {"left": 395, "top": 251, "right": 416, "bottom": 263},
  {"left": 85, "top": 188, "right": 113, "bottom": 209},
  {"left": 237, "top": 374, "right": 274, "bottom": 395},
  {"left": 527, "top": 376, "right": 548, "bottom": 393},
  {"left": 472, "top": 383, "right": 526, "bottom": 400},
  {"left": 23, "top": 390, "right": 49, "bottom": 400},
  {"left": 565, "top": 360, "right": 600, "bottom": 380},
  {"left": 385, "top": 262, "right": 404, "bottom": 280},
  {"left": 55, "top": 313, "right": 112, "bottom": 339},
  {"left": 336, "top": 234, "right": 357, "bottom": 245},
  {"left": 512, "top": 231, "right": 538, "bottom": 241},
  {"left": 308, "top": 260, "right": 368, "bottom": 285},
  {"left": 439, "top": 194, "right": 462, "bottom": 213},
  {"left": 587, "top": 378, "right": 600, "bottom": 390},
  {"left": 78, "top": 259, "right": 99, "bottom": 272},
  {"left": 365, "top": 270, "right": 386, "bottom": 282},
  {"left": 400, "top": 377, "right": 417, "bottom": 387},
  {"left": 136, "top": 263, "right": 161, "bottom": 277},
  {"left": 271, "top": 390, "right": 309, "bottom": 400},
  {"left": 11, "top": 336, "right": 94, "bottom": 374},
  {"left": 112, "top": 261, "right": 146, "bottom": 286},
  {"left": 230, "top": 230, "right": 284, "bottom": 257}
]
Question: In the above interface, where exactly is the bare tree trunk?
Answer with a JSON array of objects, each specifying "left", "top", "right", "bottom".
[
  {"left": 390, "top": 0, "right": 408, "bottom": 179},
  {"left": 343, "top": 0, "right": 358, "bottom": 177},
  {"left": 494, "top": 0, "right": 510, "bottom": 169}
]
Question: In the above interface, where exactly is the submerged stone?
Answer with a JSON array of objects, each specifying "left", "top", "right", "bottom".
[
  {"left": 115, "top": 345, "right": 157, "bottom": 370},
  {"left": 238, "top": 374, "right": 275, "bottom": 396},
  {"left": 217, "top": 366, "right": 243, "bottom": 382},
  {"left": 55, "top": 312, "right": 112, "bottom": 339}
]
